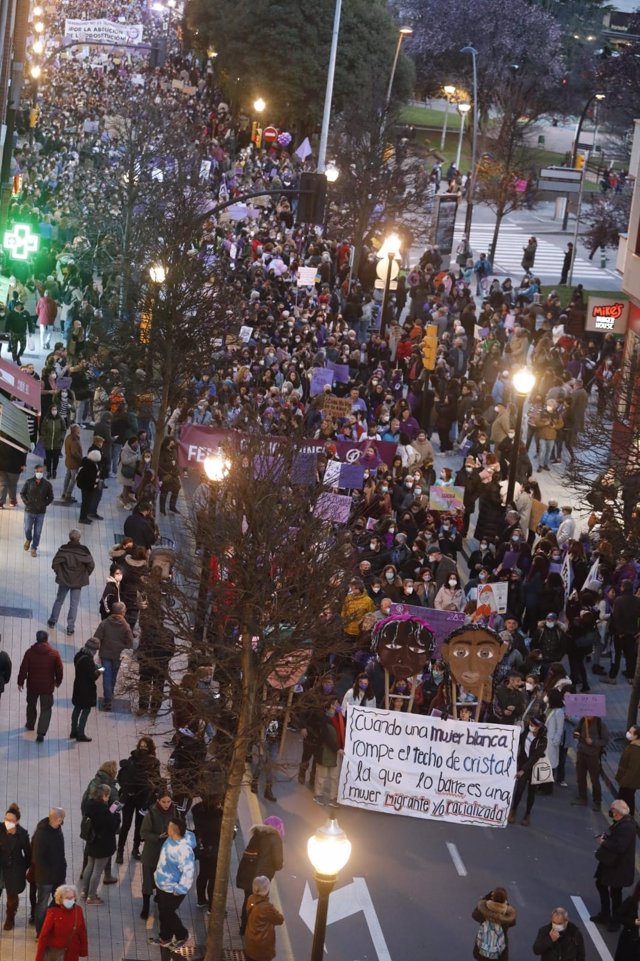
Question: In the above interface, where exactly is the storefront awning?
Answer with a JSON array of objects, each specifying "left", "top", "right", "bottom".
[{"left": 0, "top": 395, "right": 32, "bottom": 452}]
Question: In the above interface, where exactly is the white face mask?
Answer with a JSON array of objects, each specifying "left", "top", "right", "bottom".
[
  {"left": 551, "top": 923, "right": 566, "bottom": 933},
  {"left": 448, "top": 579, "right": 457, "bottom": 588},
  {"left": 63, "top": 899, "right": 75, "bottom": 910},
  {"left": 525, "top": 682, "right": 534, "bottom": 692},
  {"left": 405, "top": 586, "right": 414, "bottom": 594},
  {"left": 35, "top": 471, "right": 44, "bottom": 480},
  {"left": 4, "top": 820, "right": 16, "bottom": 831},
  {"left": 626, "top": 731, "right": 636, "bottom": 741},
  {"left": 385, "top": 572, "right": 395, "bottom": 582}
]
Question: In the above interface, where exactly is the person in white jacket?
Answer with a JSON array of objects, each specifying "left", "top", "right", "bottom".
[
  {"left": 556, "top": 506, "right": 576, "bottom": 547},
  {"left": 151, "top": 818, "right": 196, "bottom": 948},
  {"left": 545, "top": 689, "right": 566, "bottom": 783},
  {"left": 341, "top": 673, "right": 376, "bottom": 717}
]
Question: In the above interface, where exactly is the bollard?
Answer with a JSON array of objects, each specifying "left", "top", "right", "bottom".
[{"left": 600, "top": 248, "right": 607, "bottom": 269}]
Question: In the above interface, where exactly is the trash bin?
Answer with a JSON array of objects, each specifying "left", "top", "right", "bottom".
[
  {"left": 538, "top": 134, "right": 545, "bottom": 145},
  {"left": 554, "top": 197, "right": 567, "bottom": 221}
]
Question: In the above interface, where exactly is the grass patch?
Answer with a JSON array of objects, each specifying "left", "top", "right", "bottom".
[
  {"left": 540, "top": 285, "right": 628, "bottom": 307},
  {"left": 399, "top": 103, "right": 463, "bottom": 130}
]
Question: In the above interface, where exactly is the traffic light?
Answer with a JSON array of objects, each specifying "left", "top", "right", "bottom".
[
  {"left": 421, "top": 325, "right": 438, "bottom": 371},
  {"left": 297, "top": 172, "right": 327, "bottom": 224}
]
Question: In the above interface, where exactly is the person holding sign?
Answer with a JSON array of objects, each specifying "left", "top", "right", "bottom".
[{"left": 507, "top": 716, "right": 547, "bottom": 826}]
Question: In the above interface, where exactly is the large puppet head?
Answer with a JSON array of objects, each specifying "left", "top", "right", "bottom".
[
  {"left": 440, "top": 625, "right": 505, "bottom": 702},
  {"left": 371, "top": 614, "right": 435, "bottom": 679}
]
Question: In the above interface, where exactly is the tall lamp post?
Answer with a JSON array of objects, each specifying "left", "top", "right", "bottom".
[
  {"left": 307, "top": 818, "right": 352, "bottom": 961},
  {"left": 385, "top": 26, "right": 413, "bottom": 110},
  {"left": 460, "top": 45, "right": 478, "bottom": 236},
  {"left": 195, "top": 450, "right": 230, "bottom": 639},
  {"left": 455, "top": 102, "right": 470, "bottom": 171},
  {"left": 440, "top": 84, "right": 456, "bottom": 151},
  {"left": 317, "top": 0, "right": 343, "bottom": 174},
  {"left": 506, "top": 367, "right": 536, "bottom": 506},
  {"left": 562, "top": 91, "right": 606, "bottom": 231},
  {"left": 377, "top": 232, "right": 401, "bottom": 339}
]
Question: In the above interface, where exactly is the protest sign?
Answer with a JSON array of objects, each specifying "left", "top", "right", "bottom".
[
  {"left": 561, "top": 553, "right": 574, "bottom": 598},
  {"left": 563, "top": 693, "right": 607, "bottom": 718},
  {"left": 339, "top": 707, "right": 518, "bottom": 827},
  {"left": 429, "top": 485, "right": 465, "bottom": 512},
  {"left": 310, "top": 368, "right": 334, "bottom": 396},
  {"left": 56, "top": 377, "right": 72, "bottom": 391},
  {"left": 297, "top": 266, "right": 318, "bottom": 287},
  {"left": 314, "top": 491, "right": 352, "bottom": 524},
  {"left": 64, "top": 19, "right": 144, "bottom": 45},
  {"left": 388, "top": 604, "right": 465, "bottom": 656},
  {"left": 322, "top": 394, "right": 353, "bottom": 420},
  {"left": 327, "top": 361, "right": 350, "bottom": 384},
  {"left": 239, "top": 325, "right": 254, "bottom": 343},
  {"left": 323, "top": 461, "right": 365, "bottom": 490},
  {"left": 476, "top": 582, "right": 508, "bottom": 614}
]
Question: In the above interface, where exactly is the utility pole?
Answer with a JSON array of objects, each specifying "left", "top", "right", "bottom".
[{"left": 0, "top": 0, "right": 28, "bottom": 237}]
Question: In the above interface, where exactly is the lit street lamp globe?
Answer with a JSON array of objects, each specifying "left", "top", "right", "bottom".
[
  {"left": 325, "top": 163, "right": 339, "bottom": 183},
  {"left": 307, "top": 818, "right": 352, "bottom": 878},
  {"left": 30, "top": 65, "right": 42, "bottom": 80},
  {"left": 34, "top": 21, "right": 45, "bottom": 33},
  {"left": 378, "top": 232, "right": 401, "bottom": 261},
  {"left": 253, "top": 98, "right": 266, "bottom": 114},
  {"left": 512, "top": 367, "right": 536, "bottom": 396},
  {"left": 458, "top": 102, "right": 471, "bottom": 116},
  {"left": 149, "top": 264, "right": 167, "bottom": 284},
  {"left": 204, "top": 451, "right": 230, "bottom": 483}
]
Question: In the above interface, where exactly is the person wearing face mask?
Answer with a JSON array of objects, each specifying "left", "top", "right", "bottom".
[
  {"left": 532, "top": 613, "right": 567, "bottom": 673},
  {"left": 391, "top": 474, "right": 415, "bottom": 513},
  {"left": 0, "top": 803, "right": 31, "bottom": 931},
  {"left": 123, "top": 500, "right": 157, "bottom": 552},
  {"left": 38, "top": 405, "right": 65, "bottom": 479},
  {"left": 455, "top": 457, "right": 482, "bottom": 536},
  {"left": 438, "top": 516, "right": 463, "bottom": 559},
  {"left": 591, "top": 799, "right": 636, "bottom": 932},
  {"left": 341, "top": 673, "right": 377, "bottom": 717},
  {"left": 313, "top": 698, "right": 346, "bottom": 808},
  {"left": 139, "top": 791, "right": 177, "bottom": 919},
  {"left": 417, "top": 568, "right": 437, "bottom": 608},
  {"left": 532, "top": 907, "right": 584, "bottom": 961},
  {"left": 615, "top": 727, "right": 640, "bottom": 816},
  {"left": 434, "top": 574, "right": 465, "bottom": 612},
  {"left": 20, "top": 464, "right": 54, "bottom": 557},
  {"left": 468, "top": 541, "right": 497, "bottom": 575},
  {"left": 490, "top": 402, "right": 512, "bottom": 449},
  {"left": 340, "top": 579, "right": 375, "bottom": 640},
  {"left": 535, "top": 406, "right": 563, "bottom": 472},
  {"left": 99, "top": 565, "right": 123, "bottom": 619},
  {"left": 507, "top": 716, "right": 547, "bottom": 826},
  {"left": 35, "top": 883, "right": 87, "bottom": 961}
]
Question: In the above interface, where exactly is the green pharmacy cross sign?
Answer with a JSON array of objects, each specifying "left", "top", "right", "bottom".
[{"left": 3, "top": 224, "right": 40, "bottom": 261}]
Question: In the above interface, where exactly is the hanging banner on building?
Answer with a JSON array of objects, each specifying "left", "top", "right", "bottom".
[
  {"left": 0, "top": 356, "right": 41, "bottom": 412},
  {"left": 338, "top": 707, "right": 518, "bottom": 827},
  {"left": 64, "top": 19, "right": 145, "bottom": 46}
]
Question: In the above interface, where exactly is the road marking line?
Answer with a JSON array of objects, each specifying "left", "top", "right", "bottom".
[
  {"left": 571, "top": 895, "right": 614, "bottom": 961},
  {"left": 446, "top": 841, "right": 468, "bottom": 876},
  {"left": 510, "top": 881, "right": 526, "bottom": 907}
]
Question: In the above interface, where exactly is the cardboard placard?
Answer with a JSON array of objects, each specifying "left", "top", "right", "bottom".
[
  {"left": 314, "top": 491, "right": 352, "bottom": 524},
  {"left": 322, "top": 394, "right": 353, "bottom": 421},
  {"left": 428, "top": 485, "right": 465, "bottom": 512},
  {"left": 563, "top": 693, "right": 607, "bottom": 718}
]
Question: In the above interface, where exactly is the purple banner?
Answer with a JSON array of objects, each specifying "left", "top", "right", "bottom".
[
  {"left": 327, "top": 361, "right": 350, "bottom": 384},
  {"left": 310, "top": 368, "right": 334, "bottom": 396}
]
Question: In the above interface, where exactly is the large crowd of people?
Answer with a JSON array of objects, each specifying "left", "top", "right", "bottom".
[{"left": 1, "top": 1, "right": 640, "bottom": 960}]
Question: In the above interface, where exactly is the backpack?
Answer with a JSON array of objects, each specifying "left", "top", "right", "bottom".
[
  {"left": 80, "top": 815, "right": 96, "bottom": 843},
  {"left": 476, "top": 920, "right": 506, "bottom": 960}
]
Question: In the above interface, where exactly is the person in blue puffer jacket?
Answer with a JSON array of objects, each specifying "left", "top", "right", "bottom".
[{"left": 150, "top": 818, "right": 196, "bottom": 948}]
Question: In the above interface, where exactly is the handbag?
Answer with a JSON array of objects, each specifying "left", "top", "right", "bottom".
[{"left": 531, "top": 757, "right": 554, "bottom": 786}]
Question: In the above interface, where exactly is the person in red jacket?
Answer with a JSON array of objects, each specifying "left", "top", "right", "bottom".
[
  {"left": 35, "top": 883, "right": 88, "bottom": 961},
  {"left": 17, "top": 630, "right": 63, "bottom": 742}
]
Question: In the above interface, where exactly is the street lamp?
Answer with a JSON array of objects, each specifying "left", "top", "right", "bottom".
[
  {"left": 325, "top": 162, "right": 339, "bottom": 184},
  {"left": 318, "top": 0, "right": 343, "bottom": 173},
  {"left": 34, "top": 21, "right": 44, "bottom": 33},
  {"left": 253, "top": 97, "right": 266, "bottom": 114},
  {"left": 460, "top": 45, "right": 478, "bottom": 236},
  {"left": 506, "top": 367, "right": 536, "bottom": 505},
  {"left": 195, "top": 451, "right": 230, "bottom": 637},
  {"left": 32, "top": 39, "right": 44, "bottom": 54},
  {"left": 456, "top": 102, "right": 470, "bottom": 171},
  {"left": 441, "top": 84, "right": 456, "bottom": 151},
  {"left": 30, "top": 65, "right": 41, "bottom": 80},
  {"left": 562, "top": 91, "right": 606, "bottom": 231},
  {"left": 385, "top": 26, "right": 413, "bottom": 109},
  {"left": 33, "top": 5, "right": 43, "bottom": 15},
  {"left": 149, "top": 263, "right": 167, "bottom": 284},
  {"left": 307, "top": 818, "right": 352, "bottom": 961},
  {"left": 377, "top": 232, "right": 401, "bottom": 340}
]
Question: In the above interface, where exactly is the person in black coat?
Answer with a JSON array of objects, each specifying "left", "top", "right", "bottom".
[
  {"left": 592, "top": 799, "right": 637, "bottom": 931},
  {"left": 119, "top": 546, "right": 149, "bottom": 630},
  {"left": 508, "top": 717, "right": 548, "bottom": 826},
  {"left": 70, "top": 637, "right": 100, "bottom": 741},
  {"left": 158, "top": 437, "right": 181, "bottom": 515},
  {"left": 533, "top": 907, "right": 585, "bottom": 961},
  {"left": 614, "top": 882, "right": 640, "bottom": 961},
  {"left": 32, "top": 808, "right": 66, "bottom": 935},
  {"left": 136, "top": 598, "right": 175, "bottom": 718},
  {"left": 236, "top": 819, "right": 284, "bottom": 935},
  {"left": 192, "top": 794, "right": 223, "bottom": 908},
  {"left": 474, "top": 473, "right": 505, "bottom": 543},
  {"left": 123, "top": 502, "right": 157, "bottom": 550},
  {"left": 0, "top": 638, "right": 11, "bottom": 704},
  {"left": 116, "top": 737, "right": 161, "bottom": 863},
  {"left": 80, "top": 784, "right": 120, "bottom": 904},
  {"left": 0, "top": 803, "right": 31, "bottom": 930},
  {"left": 76, "top": 450, "right": 101, "bottom": 524}
]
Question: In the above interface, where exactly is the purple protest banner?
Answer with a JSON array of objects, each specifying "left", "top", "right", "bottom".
[
  {"left": 310, "top": 368, "right": 334, "bottom": 396},
  {"left": 389, "top": 603, "right": 465, "bottom": 656},
  {"left": 291, "top": 452, "right": 316, "bottom": 485},
  {"left": 563, "top": 693, "right": 607, "bottom": 718},
  {"left": 314, "top": 491, "right": 352, "bottom": 524},
  {"left": 338, "top": 463, "right": 366, "bottom": 489},
  {"left": 327, "top": 361, "right": 350, "bottom": 384}
]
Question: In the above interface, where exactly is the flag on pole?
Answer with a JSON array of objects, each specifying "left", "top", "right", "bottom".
[{"left": 294, "top": 137, "right": 312, "bottom": 161}]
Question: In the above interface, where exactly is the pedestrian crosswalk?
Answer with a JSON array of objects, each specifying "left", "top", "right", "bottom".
[{"left": 452, "top": 222, "right": 618, "bottom": 284}]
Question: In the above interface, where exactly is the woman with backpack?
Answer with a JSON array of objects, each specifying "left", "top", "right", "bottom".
[{"left": 472, "top": 887, "right": 517, "bottom": 961}]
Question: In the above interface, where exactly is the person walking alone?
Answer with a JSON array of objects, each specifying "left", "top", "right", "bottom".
[
  {"left": 0, "top": 634, "right": 11, "bottom": 706},
  {"left": 76, "top": 450, "right": 102, "bottom": 525},
  {"left": 62, "top": 424, "right": 83, "bottom": 503},
  {"left": 47, "top": 529, "right": 95, "bottom": 636},
  {"left": 0, "top": 803, "right": 31, "bottom": 930},
  {"left": 20, "top": 464, "right": 54, "bottom": 557},
  {"left": 70, "top": 638, "right": 101, "bottom": 742},
  {"left": 243, "top": 876, "right": 284, "bottom": 961},
  {"left": 17, "top": 630, "right": 63, "bottom": 742},
  {"left": 150, "top": 818, "right": 196, "bottom": 949}
]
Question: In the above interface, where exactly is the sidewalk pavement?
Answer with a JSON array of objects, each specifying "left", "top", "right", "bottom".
[{"left": 0, "top": 334, "right": 245, "bottom": 961}]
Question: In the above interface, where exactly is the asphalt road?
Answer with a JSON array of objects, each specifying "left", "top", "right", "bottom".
[{"left": 240, "top": 741, "right": 625, "bottom": 961}]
